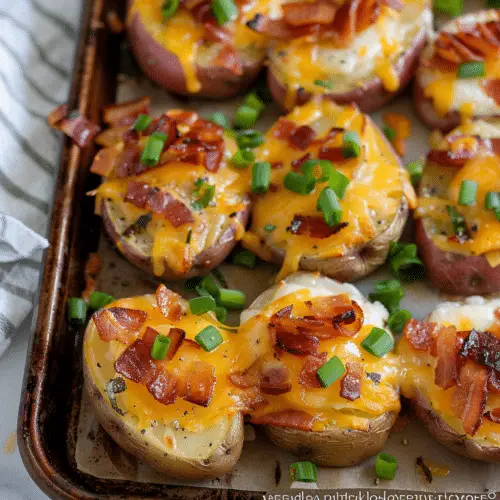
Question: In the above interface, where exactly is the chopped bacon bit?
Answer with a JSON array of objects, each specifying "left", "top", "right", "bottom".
[
  {"left": 203, "top": 22, "right": 232, "bottom": 43},
  {"left": 489, "top": 369, "right": 500, "bottom": 394},
  {"left": 166, "top": 328, "right": 186, "bottom": 360},
  {"left": 434, "top": 325, "right": 458, "bottom": 389},
  {"left": 332, "top": 0, "right": 380, "bottom": 45},
  {"left": 460, "top": 329, "right": 500, "bottom": 372},
  {"left": 103, "top": 97, "right": 151, "bottom": 127},
  {"left": 154, "top": 114, "right": 178, "bottom": 147},
  {"left": 82, "top": 252, "right": 101, "bottom": 301},
  {"left": 273, "top": 118, "right": 297, "bottom": 140},
  {"left": 260, "top": 363, "right": 292, "bottom": 395},
  {"left": 427, "top": 139, "right": 483, "bottom": 167},
  {"left": 276, "top": 329, "right": 319, "bottom": 355},
  {"left": 214, "top": 44, "right": 243, "bottom": 76},
  {"left": 48, "top": 105, "right": 101, "bottom": 148},
  {"left": 271, "top": 161, "right": 284, "bottom": 170},
  {"left": 156, "top": 284, "right": 184, "bottom": 322},
  {"left": 306, "top": 294, "right": 353, "bottom": 319},
  {"left": 291, "top": 153, "right": 311, "bottom": 171},
  {"left": 290, "top": 215, "right": 349, "bottom": 239},
  {"left": 167, "top": 109, "right": 199, "bottom": 126},
  {"left": 93, "top": 307, "right": 147, "bottom": 343},
  {"left": 95, "top": 126, "right": 130, "bottom": 147},
  {"left": 246, "top": 14, "right": 317, "bottom": 39},
  {"left": 484, "top": 407, "right": 500, "bottom": 423},
  {"left": 250, "top": 410, "right": 314, "bottom": 431},
  {"left": 183, "top": 362, "right": 216, "bottom": 407},
  {"left": 318, "top": 146, "right": 346, "bottom": 162},
  {"left": 288, "top": 125, "right": 316, "bottom": 150},
  {"left": 229, "top": 359, "right": 261, "bottom": 388},
  {"left": 299, "top": 352, "right": 327, "bottom": 388},
  {"left": 146, "top": 371, "right": 178, "bottom": 405},
  {"left": 124, "top": 182, "right": 194, "bottom": 227},
  {"left": 340, "top": 361, "right": 362, "bottom": 400},
  {"left": 450, "top": 360, "right": 488, "bottom": 436},
  {"left": 404, "top": 319, "right": 438, "bottom": 352},
  {"left": 483, "top": 79, "right": 500, "bottom": 106},
  {"left": 114, "top": 339, "right": 155, "bottom": 383},
  {"left": 141, "top": 326, "right": 159, "bottom": 347},
  {"left": 282, "top": 0, "right": 337, "bottom": 27},
  {"left": 115, "top": 141, "right": 145, "bottom": 178}
]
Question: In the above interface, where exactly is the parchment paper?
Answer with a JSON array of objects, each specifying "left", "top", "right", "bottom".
[{"left": 75, "top": 4, "right": 500, "bottom": 490}]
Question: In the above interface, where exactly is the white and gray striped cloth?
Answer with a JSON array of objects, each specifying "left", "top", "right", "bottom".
[{"left": 0, "top": 0, "right": 81, "bottom": 357}]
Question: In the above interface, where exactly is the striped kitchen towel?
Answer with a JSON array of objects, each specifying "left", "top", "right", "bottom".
[{"left": 0, "top": 0, "right": 81, "bottom": 357}]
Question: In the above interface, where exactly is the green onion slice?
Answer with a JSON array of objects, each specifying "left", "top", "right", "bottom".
[
  {"left": 200, "top": 275, "right": 219, "bottom": 297},
  {"left": 458, "top": 179, "right": 478, "bottom": 206},
  {"left": 215, "top": 306, "right": 228, "bottom": 324},
  {"left": 328, "top": 169, "right": 350, "bottom": 199},
  {"left": 195, "top": 325, "right": 223, "bottom": 351},
  {"left": 284, "top": 172, "right": 315, "bottom": 195},
  {"left": 211, "top": 0, "right": 238, "bottom": 24},
  {"left": 264, "top": 223, "right": 276, "bottom": 232},
  {"left": 290, "top": 461, "right": 318, "bottom": 482},
  {"left": 457, "top": 61, "right": 485, "bottom": 79},
  {"left": 243, "top": 92, "right": 265, "bottom": 114},
  {"left": 230, "top": 148, "right": 255, "bottom": 168},
  {"left": 232, "top": 249, "right": 257, "bottom": 268},
  {"left": 316, "top": 355, "right": 345, "bottom": 388},
  {"left": 389, "top": 242, "right": 425, "bottom": 281},
  {"left": 68, "top": 298, "right": 88, "bottom": 326},
  {"left": 494, "top": 207, "right": 500, "bottom": 222},
  {"left": 88, "top": 291, "right": 115, "bottom": 310},
  {"left": 151, "top": 334, "right": 172, "bottom": 360},
  {"left": 192, "top": 182, "right": 215, "bottom": 210},
  {"left": 140, "top": 131, "right": 168, "bottom": 167},
  {"left": 361, "top": 327, "right": 395, "bottom": 357},
  {"left": 132, "top": 114, "right": 152, "bottom": 132},
  {"left": 208, "top": 112, "right": 229, "bottom": 128},
  {"left": 407, "top": 160, "right": 424, "bottom": 186},
  {"left": 485, "top": 191, "right": 500, "bottom": 210},
  {"left": 317, "top": 187, "right": 342, "bottom": 226},
  {"left": 383, "top": 126, "right": 396, "bottom": 142},
  {"left": 369, "top": 279, "right": 404, "bottom": 313},
  {"left": 233, "top": 105, "right": 259, "bottom": 129},
  {"left": 161, "top": 0, "right": 180, "bottom": 19},
  {"left": 375, "top": 453, "right": 398, "bottom": 480},
  {"left": 388, "top": 309, "right": 412, "bottom": 334},
  {"left": 251, "top": 161, "right": 271, "bottom": 194},
  {"left": 237, "top": 130, "right": 265, "bottom": 149},
  {"left": 447, "top": 205, "right": 468, "bottom": 238},
  {"left": 342, "top": 130, "right": 361, "bottom": 159},
  {"left": 217, "top": 288, "right": 246, "bottom": 310},
  {"left": 189, "top": 295, "right": 216, "bottom": 315},
  {"left": 313, "top": 79, "right": 333, "bottom": 89},
  {"left": 301, "top": 159, "right": 333, "bottom": 183}
]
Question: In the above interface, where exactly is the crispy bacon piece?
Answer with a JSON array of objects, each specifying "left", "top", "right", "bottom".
[
  {"left": 290, "top": 215, "right": 349, "bottom": 239},
  {"left": 288, "top": 125, "right": 316, "bottom": 150},
  {"left": 166, "top": 328, "right": 186, "bottom": 360},
  {"left": 95, "top": 126, "right": 130, "bottom": 147},
  {"left": 229, "top": 359, "right": 261, "bottom": 388},
  {"left": 306, "top": 294, "right": 353, "bottom": 318},
  {"left": 273, "top": 118, "right": 297, "bottom": 140},
  {"left": 340, "top": 361, "right": 362, "bottom": 401},
  {"left": 90, "top": 146, "right": 119, "bottom": 176},
  {"left": 214, "top": 44, "right": 244, "bottom": 76},
  {"left": 318, "top": 146, "right": 348, "bottom": 163},
  {"left": 332, "top": 0, "right": 380, "bottom": 45},
  {"left": 260, "top": 363, "right": 292, "bottom": 395},
  {"left": 291, "top": 153, "right": 312, "bottom": 171},
  {"left": 250, "top": 410, "right": 314, "bottom": 430},
  {"left": 484, "top": 407, "right": 500, "bottom": 423},
  {"left": 183, "top": 362, "right": 216, "bottom": 407},
  {"left": 203, "top": 22, "right": 232, "bottom": 43},
  {"left": 48, "top": 104, "right": 101, "bottom": 148},
  {"left": 489, "top": 369, "right": 500, "bottom": 394},
  {"left": 299, "top": 352, "right": 327, "bottom": 388},
  {"left": 282, "top": 0, "right": 338, "bottom": 27},
  {"left": 114, "top": 338, "right": 155, "bottom": 383},
  {"left": 93, "top": 307, "right": 147, "bottom": 343},
  {"left": 434, "top": 325, "right": 458, "bottom": 389},
  {"left": 124, "top": 182, "right": 194, "bottom": 227},
  {"left": 115, "top": 140, "right": 145, "bottom": 178},
  {"left": 483, "top": 79, "right": 500, "bottom": 106},
  {"left": 276, "top": 329, "right": 319, "bottom": 355},
  {"left": 156, "top": 284, "right": 185, "bottom": 322},
  {"left": 146, "top": 371, "right": 178, "bottom": 405},
  {"left": 102, "top": 97, "right": 151, "bottom": 127},
  {"left": 404, "top": 319, "right": 438, "bottom": 352},
  {"left": 246, "top": 14, "right": 317, "bottom": 39},
  {"left": 460, "top": 329, "right": 500, "bottom": 372},
  {"left": 450, "top": 360, "right": 488, "bottom": 436}
]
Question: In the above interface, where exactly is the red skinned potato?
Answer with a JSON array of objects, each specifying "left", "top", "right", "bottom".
[
  {"left": 415, "top": 10, "right": 500, "bottom": 132},
  {"left": 415, "top": 119, "right": 500, "bottom": 295},
  {"left": 127, "top": 0, "right": 268, "bottom": 97},
  {"left": 256, "top": 0, "right": 431, "bottom": 111}
]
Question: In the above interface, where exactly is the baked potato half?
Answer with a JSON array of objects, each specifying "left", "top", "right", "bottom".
[
  {"left": 90, "top": 101, "right": 251, "bottom": 280},
  {"left": 242, "top": 98, "right": 415, "bottom": 282},
  {"left": 415, "top": 10, "right": 500, "bottom": 132},
  {"left": 235, "top": 272, "right": 400, "bottom": 466},
  {"left": 249, "top": 0, "right": 431, "bottom": 111},
  {"left": 398, "top": 296, "right": 500, "bottom": 462},
  {"left": 83, "top": 286, "right": 246, "bottom": 478},
  {"left": 127, "top": 0, "right": 268, "bottom": 97},
  {"left": 415, "top": 119, "right": 500, "bottom": 295}
]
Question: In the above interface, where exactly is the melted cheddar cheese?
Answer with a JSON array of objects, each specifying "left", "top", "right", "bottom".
[
  {"left": 269, "top": 0, "right": 431, "bottom": 106},
  {"left": 398, "top": 296, "right": 500, "bottom": 446},
  {"left": 243, "top": 99, "right": 415, "bottom": 281},
  {"left": 128, "top": 0, "right": 268, "bottom": 93},
  {"left": 415, "top": 120, "right": 500, "bottom": 260}
]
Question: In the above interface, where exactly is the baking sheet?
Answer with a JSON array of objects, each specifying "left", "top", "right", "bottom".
[{"left": 74, "top": 4, "right": 500, "bottom": 490}]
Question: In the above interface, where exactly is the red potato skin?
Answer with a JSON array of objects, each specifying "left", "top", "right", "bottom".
[
  {"left": 127, "top": 11, "right": 263, "bottom": 98},
  {"left": 101, "top": 199, "right": 251, "bottom": 281},
  {"left": 416, "top": 219, "right": 500, "bottom": 295},
  {"left": 268, "top": 26, "right": 427, "bottom": 112}
]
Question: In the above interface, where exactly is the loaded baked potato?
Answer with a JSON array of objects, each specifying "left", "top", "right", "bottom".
[
  {"left": 83, "top": 285, "right": 246, "bottom": 478},
  {"left": 127, "top": 0, "right": 268, "bottom": 97},
  {"left": 248, "top": 0, "right": 431, "bottom": 111},
  {"left": 415, "top": 118, "right": 500, "bottom": 295},
  {"left": 399, "top": 297, "right": 500, "bottom": 462},
  {"left": 235, "top": 272, "right": 400, "bottom": 466},
  {"left": 242, "top": 98, "right": 416, "bottom": 282},
  {"left": 90, "top": 99, "right": 251, "bottom": 280},
  {"left": 415, "top": 10, "right": 500, "bottom": 132}
]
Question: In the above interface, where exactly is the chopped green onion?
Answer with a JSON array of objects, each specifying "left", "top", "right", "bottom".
[
  {"left": 251, "top": 161, "right": 271, "bottom": 194},
  {"left": 208, "top": 112, "right": 229, "bottom": 128},
  {"left": 195, "top": 325, "right": 223, "bottom": 352},
  {"left": 230, "top": 149, "right": 255, "bottom": 168},
  {"left": 211, "top": 0, "right": 238, "bottom": 24},
  {"left": 328, "top": 170, "right": 350, "bottom": 199},
  {"left": 375, "top": 453, "right": 398, "bottom": 480},
  {"left": 383, "top": 126, "right": 396, "bottom": 142},
  {"left": 233, "top": 105, "right": 259, "bottom": 129},
  {"left": 290, "top": 461, "right": 318, "bottom": 482},
  {"left": 388, "top": 309, "right": 412, "bottom": 334},
  {"left": 485, "top": 191, "right": 500, "bottom": 210},
  {"left": 342, "top": 131, "right": 361, "bottom": 159},
  {"left": 369, "top": 279, "right": 404, "bottom": 313},
  {"left": 68, "top": 298, "right": 88, "bottom": 326},
  {"left": 237, "top": 130, "right": 265, "bottom": 149},
  {"left": 317, "top": 187, "right": 342, "bottom": 226},
  {"left": 316, "top": 355, "right": 345, "bottom": 388},
  {"left": 447, "top": 205, "right": 468, "bottom": 238},
  {"left": 361, "top": 327, "right": 394, "bottom": 357},
  {"left": 433, "top": 0, "right": 462, "bottom": 15},
  {"left": 243, "top": 92, "right": 266, "bottom": 114},
  {"left": 200, "top": 275, "right": 219, "bottom": 297},
  {"left": 88, "top": 291, "right": 115, "bottom": 310},
  {"left": 457, "top": 61, "right": 485, "bottom": 79},
  {"left": 140, "top": 131, "right": 168, "bottom": 167},
  {"left": 132, "top": 114, "right": 152, "bottom": 132},
  {"left": 458, "top": 179, "right": 478, "bottom": 206},
  {"left": 494, "top": 207, "right": 500, "bottom": 222},
  {"left": 388, "top": 242, "right": 425, "bottom": 281},
  {"left": 192, "top": 182, "right": 215, "bottom": 210},
  {"left": 407, "top": 160, "right": 424, "bottom": 186},
  {"left": 284, "top": 172, "right": 315, "bottom": 195},
  {"left": 232, "top": 249, "right": 257, "bottom": 268},
  {"left": 161, "top": 0, "right": 180, "bottom": 19},
  {"left": 215, "top": 306, "right": 228, "bottom": 324},
  {"left": 151, "top": 334, "right": 171, "bottom": 360},
  {"left": 264, "top": 223, "right": 276, "bottom": 232},
  {"left": 195, "top": 285, "right": 212, "bottom": 298},
  {"left": 217, "top": 288, "right": 246, "bottom": 309},
  {"left": 189, "top": 295, "right": 216, "bottom": 315},
  {"left": 313, "top": 79, "right": 333, "bottom": 89},
  {"left": 301, "top": 159, "right": 333, "bottom": 183}
]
